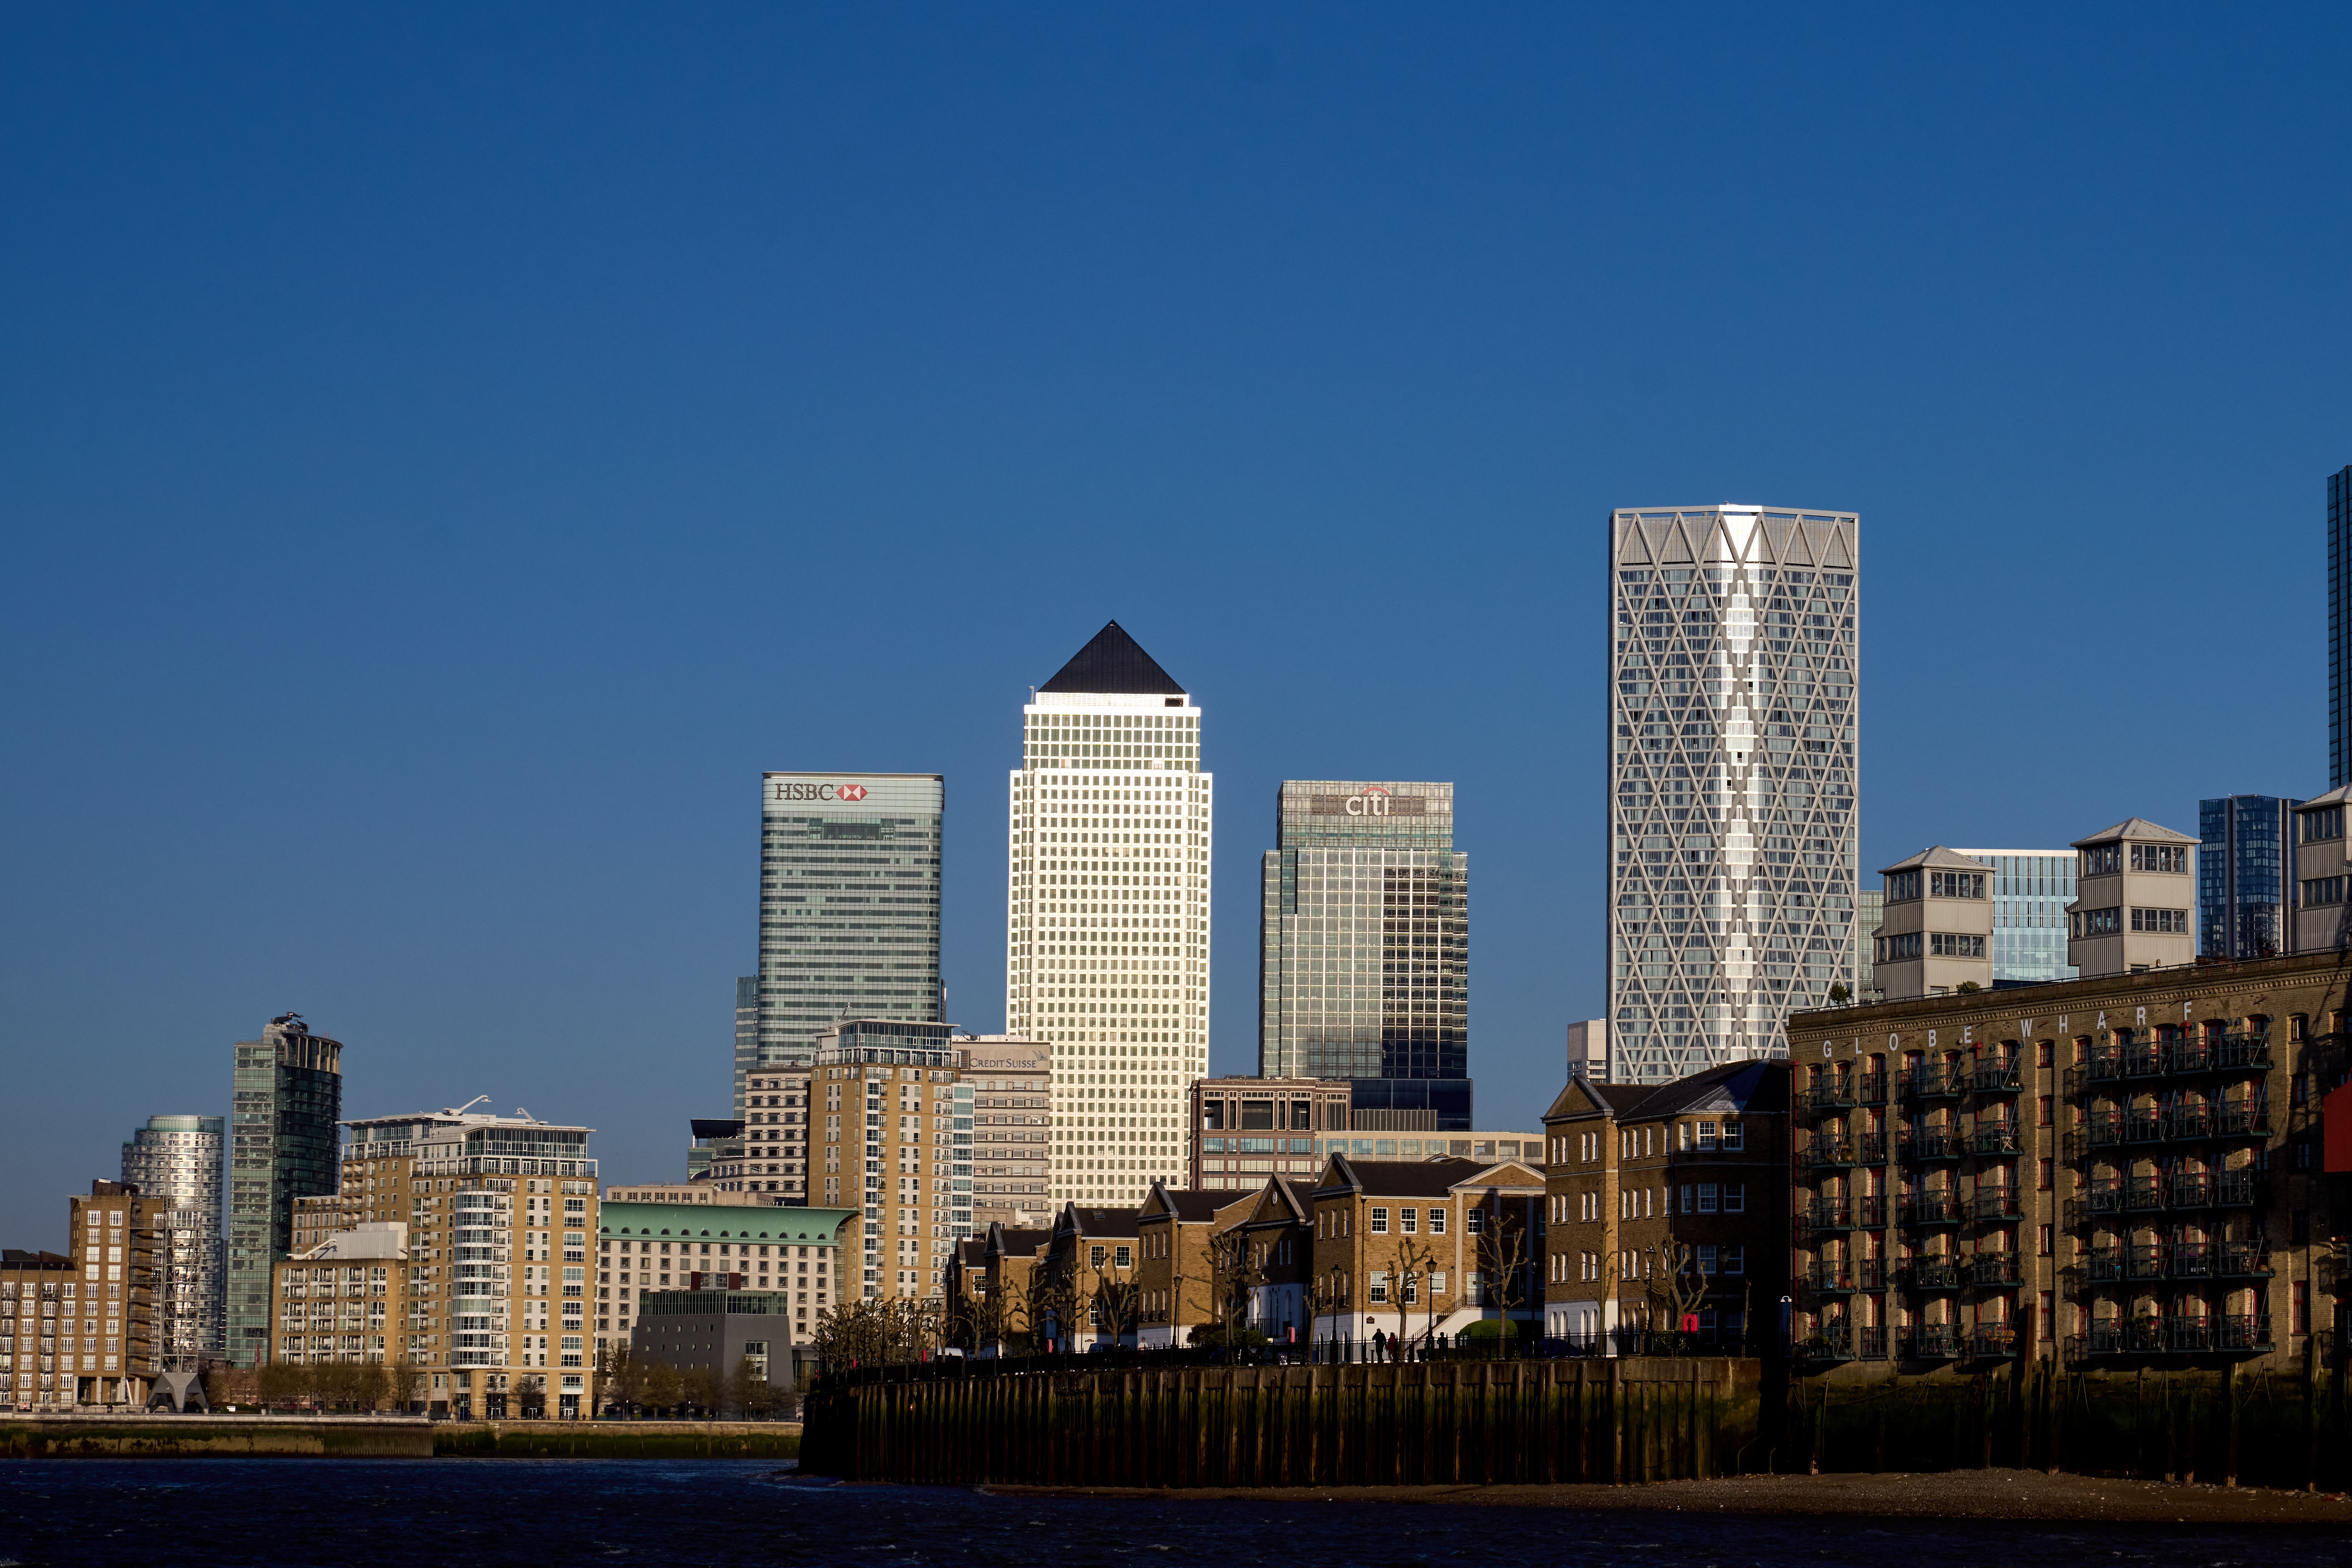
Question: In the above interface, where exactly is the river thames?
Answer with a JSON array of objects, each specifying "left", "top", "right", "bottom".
[{"left": 3, "top": 1460, "right": 2347, "bottom": 1567}]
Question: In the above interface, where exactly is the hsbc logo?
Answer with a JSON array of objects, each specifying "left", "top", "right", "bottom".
[{"left": 767, "top": 781, "right": 871, "bottom": 803}]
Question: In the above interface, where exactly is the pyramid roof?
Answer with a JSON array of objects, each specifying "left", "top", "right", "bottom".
[
  {"left": 1040, "top": 621, "right": 1184, "bottom": 695},
  {"left": 2072, "top": 817, "right": 2197, "bottom": 848}
]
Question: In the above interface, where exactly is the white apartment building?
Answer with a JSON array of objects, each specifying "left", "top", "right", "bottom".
[
  {"left": 1003, "top": 621, "right": 1210, "bottom": 1209},
  {"left": 1607, "top": 505, "right": 1860, "bottom": 1083}
]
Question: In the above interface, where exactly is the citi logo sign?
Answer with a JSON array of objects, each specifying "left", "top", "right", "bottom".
[
  {"left": 1345, "top": 787, "right": 1394, "bottom": 817},
  {"left": 769, "top": 781, "right": 870, "bottom": 802}
]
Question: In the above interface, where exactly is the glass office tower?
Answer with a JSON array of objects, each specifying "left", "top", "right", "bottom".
[
  {"left": 751, "top": 774, "right": 943, "bottom": 1101},
  {"left": 120, "top": 1114, "right": 225, "bottom": 1365},
  {"left": 1606, "top": 506, "right": 1860, "bottom": 1084},
  {"left": 1953, "top": 849, "right": 2080, "bottom": 985},
  {"left": 1261, "top": 781, "right": 1469, "bottom": 1129},
  {"left": 225, "top": 1015, "right": 343, "bottom": 1365},
  {"left": 2199, "top": 795, "right": 2298, "bottom": 960},
  {"left": 2330, "top": 465, "right": 2352, "bottom": 788}
]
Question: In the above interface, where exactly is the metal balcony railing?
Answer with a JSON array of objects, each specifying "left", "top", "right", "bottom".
[
  {"left": 1806, "top": 1081, "right": 1857, "bottom": 1114},
  {"left": 1970, "top": 1188, "right": 2020, "bottom": 1221},
  {"left": 2080, "top": 1314, "right": 2272, "bottom": 1357},
  {"left": 1970, "top": 1060, "right": 2022, "bottom": 1093},
  {"left": 2083, "top": 1111, "right": 2125, "bottom": 1149},
  {"left": 1803, "top": 1264, "right": 1856, "bottom": 1295},
  {"left": 1857, "top": 1075, "right": 1889, "bottom": 1106},
  {"left": 1969, "top": 1323, "right": 2018, "bottom": 1358},
  {"left": 1798, "top": 1324, "right": 1854, "bottom": 1363},
  {"left": 1798, "top": 1200, "right": 1851, "bottom": 1233},
  {"left": 1904, "top": 1068, "right": 1966, "bottom": 1101},
  {"left": 1967, "top": 1251, "right": 2020, "bottom": 1287},
  {"left": 1970, "top": 1123, "right": 2020, "bottom": 1156},
  {"left": 1904, "top": 1324, "right": 1962, "bottom": 1359},
  {"left": 1907, "top": 1258, "right": 1961, "bottom": 1290},
  {"left": 1857, "top": 1324, "right": 1888, "bottom": 1359},
  {"left": 2212, "top": 1102, "right": 2269, "bottom": 1138},
  {"left": 1854, "top": 1194, "right": 1889, "bottom": 1227},
  {"left": 1900, "top": 1129, "right": 1962, "bottom": 1162},
  {"left": 1806, "top": 1138, "right": 1857, "bottom": 1169},
  {"left": 1899, "top": 1193, "right": 1963, "bottom": 1226},
  {"left": 2216, "top": 1240, "right": 2273, "bottom": 1278}
]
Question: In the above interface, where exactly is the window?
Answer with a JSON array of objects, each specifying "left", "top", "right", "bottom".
[
  {"left": 2131, "top": 843, "right": 2191, "bottom": 872},
  {"left": 2037, "top": 1224, "right": 2053, "bottom": 1256},
  {"left": 2302, "top": 879, "right": 2345, "bottom": 909},
  {"left": 2036, "top": 1039, "right": 2053, "bottom": 1068},
  {"left": 1400, "top": 1208, "right": 1417, "bottom": 1234},
  {"left": 2038, "top": 1095, "right": 2053, "bottom": 1127},
  {"left": 1930, "top": 933, "right": 1986, "bottom": 958},
  {"left": 1929, "top": 871, "right": 1985, "bottom": 900},
  {"left": 1698, "top": 1245, "right": 1719, "bottom": 1275},
  {"left": 1369, "top": 1271, "right": 1390, "bottom": 1304},
  {"left": 2131, "top": 907, "right": 2189, "bottom": 932},
  {"left": 2302, "top": 806, "right": 2344, "bottom": 843},
  {"left": 1696, "top": 1121, "right": 1718, "bottom": 1150},
  {"left": 1369, "top": 1208, "right": 1389, "bottom": 1234},
  {"left": 2036, "top": 1159, "right": 2053, "bottom": 1190},
  {"left": 1089, "top": 1246, "right": 1106, "bottom": 1269},
  {"left": 1720, "top": 1122, "right": 1744, "bottom": 1152},
  {"left": 1719, "top": 1246, "right": 1744, "bottom": 1276},
  {"left": 1885, "top": 870, "right": 1922, "bottom": 902},
  {"left": 2080, "top": 844, "right": 2123, "bottom": 877},
  {"left": 1723, "top": 1183, "right": 1746, "bottom": 1214},
  {"left": 1466, "top": 1208, "right": 1485, "bottom": 1234},
  {"left": 2074, "top": 907, "right": 2122, "bottom": 938},
  {"left": 1428, "top": 1208, "right": 1446, "bottom": 1235},
  {"left": 1696, "top": 1184, "right": 1719, "bottom": 1213},
  {"left": 1877, "top": 931, "right": 1923, "bottom": 962},
  {"left": 1114, "top": 1246, "right": 1131, "bottom": 1269}
]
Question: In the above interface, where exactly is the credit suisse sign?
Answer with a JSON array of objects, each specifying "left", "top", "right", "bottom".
[{"left": 767, "top": 781, "right": 869, "bottom": 803}]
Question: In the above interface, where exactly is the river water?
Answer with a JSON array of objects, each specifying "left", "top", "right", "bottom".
[{"left": 2, "top": 1460, "right": 2344, "bottom": 1568}]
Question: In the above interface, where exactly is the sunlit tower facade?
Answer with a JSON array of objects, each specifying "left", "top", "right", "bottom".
[{"left": 1606, "top": 506, "right": 1860, "bottom": 1084}]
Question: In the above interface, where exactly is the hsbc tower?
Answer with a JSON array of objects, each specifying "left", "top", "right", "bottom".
[{"left": 748, "top": 771, "right": 945, "bottom": 1101}]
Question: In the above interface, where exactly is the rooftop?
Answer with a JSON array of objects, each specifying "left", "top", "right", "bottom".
[{"left": 1039, "top": 621, "right": 1184, "bottom": 696}]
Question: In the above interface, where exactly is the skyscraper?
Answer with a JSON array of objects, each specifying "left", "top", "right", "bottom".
[
  {"left": 749, "top": 773, "right": 944, "bottom": 1102},
  {"left": 225, "top": 1014, "right": 343, "bottom": 1365},
  {"left": 731, "top": 975, "right": 759, "bottom": 1116},
  {"left": 120, "top": 1114, "right": 225, "bottom": 1367},
  {"left": 2200, "top": 795, "right": 2297, "bottom": 960},
  {"left": 1606, "top": 506, "right": 1860, "bottom": 1084},
  {"left": 1003, "top": 622, "right": 1209, "bottom": 1209},
  {"left": 2330, "top": 465, "right": 2352, "bottom": 787},
  {"left": 1260, "top": 781, "right": 1470, "bottom": 1128},
  {"left": 1951, "top": 848, "right": 2080, "bottom": 985}
]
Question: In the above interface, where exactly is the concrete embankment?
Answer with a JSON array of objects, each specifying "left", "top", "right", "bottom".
[{"left": 1, "top": 1416, "right": 799, "bottom": 1460}]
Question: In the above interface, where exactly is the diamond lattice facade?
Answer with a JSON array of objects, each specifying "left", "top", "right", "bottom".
[{"left": 1607, "top": 506, "right": 1860, "bottom": 1084}]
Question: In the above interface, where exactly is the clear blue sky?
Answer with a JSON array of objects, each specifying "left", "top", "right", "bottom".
[{"left": 3, "top": 5, "right": 2347, "bottom": 1243}]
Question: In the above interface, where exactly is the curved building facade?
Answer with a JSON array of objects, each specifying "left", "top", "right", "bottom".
[{"left": 120, "top": 1114, "right": 224, "bottom": 1366}]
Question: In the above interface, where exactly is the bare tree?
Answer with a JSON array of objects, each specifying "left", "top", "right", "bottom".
[
  {"left": 1092, "top": 1266, "right": 1140, "bottom": 1348},
  {"left": 1643, "top": 1239, "right": 1708, "bottom": 1353},
  {"left": 387, "top": 1358, "right": 420, "bottom": 1414},
  {"left": 1473, "top": 1201, "right": 1534, "bottom": 1332},
  {"left": 1205, "top": 1229, "right": 1255, "bottom": 1345},
  {"left": 1394, "top": 1237, "right": 1441, "bottom": 1355}
]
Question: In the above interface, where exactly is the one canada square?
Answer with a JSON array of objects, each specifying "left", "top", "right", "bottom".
[
  {"left": 1606, "top": 506, "right": 1859, "bottom": 1084},
  {"left": 1003, "top": 623, "right": 1210, "bottom": 1209}
]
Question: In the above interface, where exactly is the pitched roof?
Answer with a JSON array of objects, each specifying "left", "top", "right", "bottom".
[
  {"left": 1322, "top": 1155, "right": 1484, "bottom": 1198},
  {"left": 1543, "top": 1058, "right": 1789, "bottom": 1123},
  {"left": 2073, "top": 817, "right": 2197, "bottom": 848},
  {"left": 1064, "top": 1204, "right": 1141, "bottom": 1238},
  {"left": 2299, "top": 786, "right": 2352, "bottom": 810},
  {"left": 1040, "top": 621, "right": 1184, "bottom": 695},
  {"left": 985, "top": 1224, "right": 1051, "bottom": 1258},
  {"left": 1143, "top": 1186, "right": 1253, "bottom": 1222},
  {"left": 1452, "top": 1160, "right": 1546, "bottom": 1191},
  {"left": 1879, "top": 844, "right": 1995, "bottom": 875}
]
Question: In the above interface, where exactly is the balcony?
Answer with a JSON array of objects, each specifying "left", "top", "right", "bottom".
[
  {"left": 1904, "top": 1324, "right": 1963, "bottom": 1360},
  {"left": 1857, "top": 1324, "right": 1889, "bottom": 1359},
  {"left": 1798, "top": 1324, "right": 1855, "bottom": 1364},
  {"left": 1857, "top": 1075, "right": 1889, "bottom": 1107},
  {"left": 1968, "top": 1324, "right": 2019, "bottom": 1359},
  {"left": 2215, "top": 1241, "right": 2273, "bottom": 1279},
  {"left": 1967, "top": 1251, "right": 2020, "bottom": 1287},
  {"left": 2085, "top": 1048, "right": 2126, "bottom": 1083},
  {"left": 2083, "top": 1111, "right": 2125, "bottom": 1149},
  {"left": 2212, "top": 1032, "right": 2272, "bottom": 1073},
  {"left": 1970, "top": 1188, "right": 2020, "bottom": 1221},
  {"left": 1806, "top": 1080, "right": 1857, "bottom": 1114},
  {"left": 2211, "top": 1102, "right": 2270, "bottom": 1139},
  {"left": 2123, "top": 1110, "right": 2167, "bottom": 1145},
  {"left": 1806, "top": 1139, "right": 1857, "bottom": 1171},
  {"left": 1970, "top": 1060, "right": 2022, "bottom": 1094},
  {"left": 2081, "top": 1314, "right": 2273, "bottom": 1357},
  {"left": 1907, "top": 1257, "right": 1961, "bottom": 1291},
  {"left": 1970, "top": 1123, "right": 2021, "bottom": 1157},
  {"left": 1803, "top": 1264, "right": 1857, "bottom": 1296},
  {"left": 1900, "top": 1129, "right": 1962, "bottom": 1163},
  {"left": 1797, "top": 1200, "right": 1851, "bottom": 1234},
  {"left": 1904, "top": 1068, "right": 1965, "bottom": 1102},
  {"left": 1899, "top": 1193, "right": 1963, "bottom": 1227},
  {"left": 1854, "top": 1194, "right": 1889, "bottom": 1228}
]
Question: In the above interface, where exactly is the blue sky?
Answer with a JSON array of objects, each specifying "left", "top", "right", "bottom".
[{"left": 3, "top": 5, "right": 2348, "bottom": 1242}]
